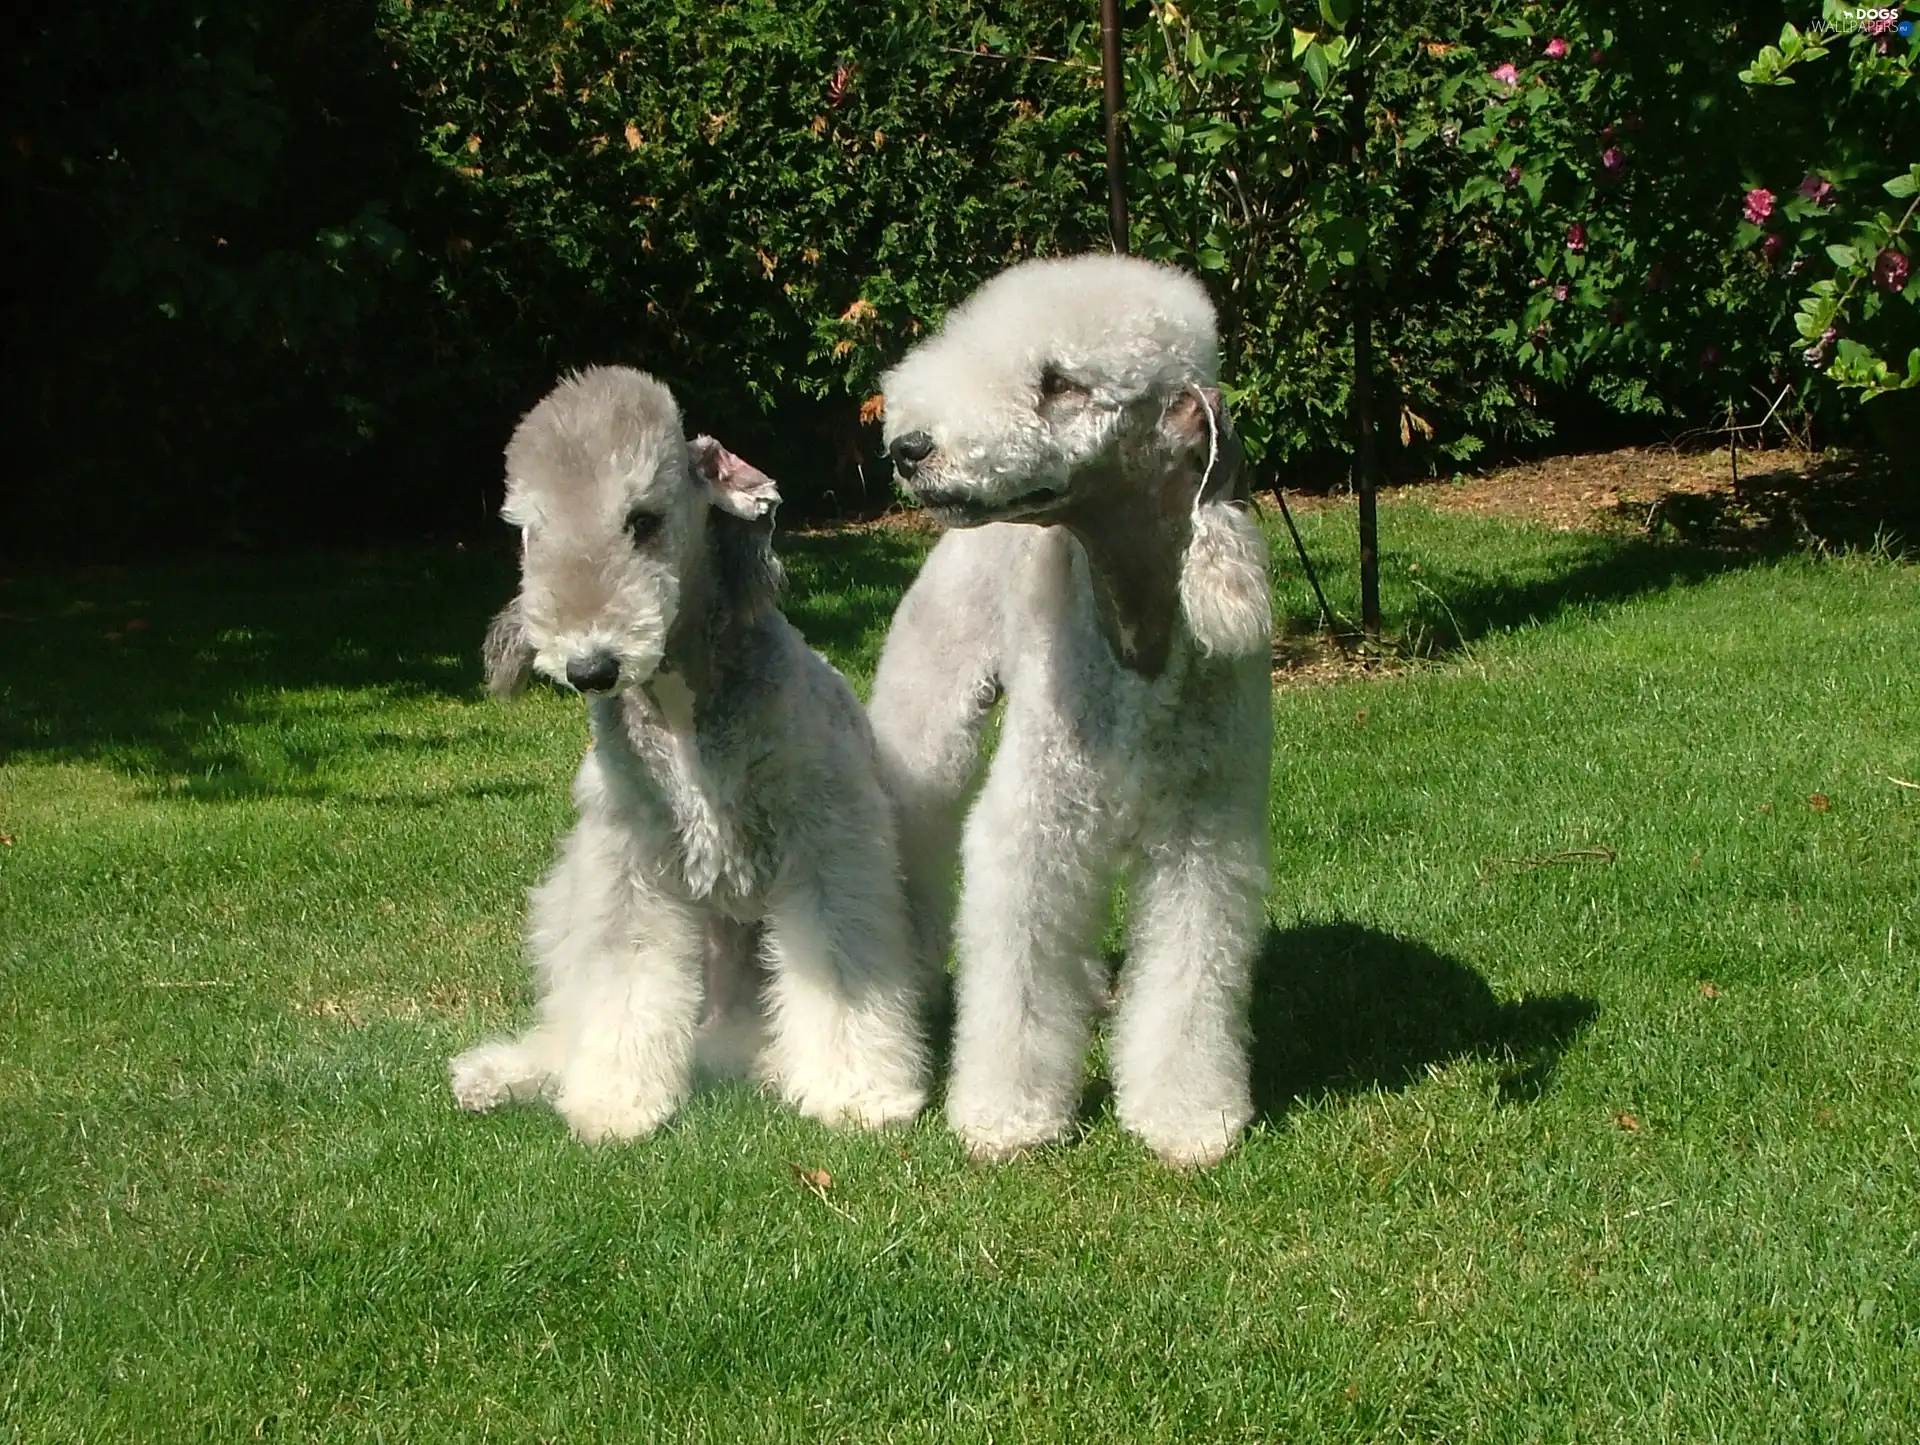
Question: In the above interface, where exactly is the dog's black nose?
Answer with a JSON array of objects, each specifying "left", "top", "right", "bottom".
[
  {"left": 888, "top": 430, "right": 935, "bottom": 477},
  {"left": 566, "top": 653, "right": 620, "bottom": 694}
]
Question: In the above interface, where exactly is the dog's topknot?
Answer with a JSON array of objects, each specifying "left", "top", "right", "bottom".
[
  {"left": 502, "top": 366, "right": 686, "bottom": 530},
  {"left": 883, "top": 254, "right": 1219, "bottom": 420}
]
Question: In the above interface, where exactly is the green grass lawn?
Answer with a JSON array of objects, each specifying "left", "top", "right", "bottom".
[{"left": 2, "top": 503, "right": 1916, "bottom": 1441}]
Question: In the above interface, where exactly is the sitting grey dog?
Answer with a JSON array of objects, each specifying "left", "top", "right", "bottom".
[
  {"left": 869, "top": 255, "right": 1273, "bottom": 1167},
  {"left": 450, "top": 365, "right": 930, "bottom": 1142}
]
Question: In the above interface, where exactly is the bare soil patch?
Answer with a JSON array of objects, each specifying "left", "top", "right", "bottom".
[
  {"left": 1271, "top": 443, "right": 1910, "bottom": 550},
  {"left": 1273, "top": 445, "right": 1743, "bottom": 533}
]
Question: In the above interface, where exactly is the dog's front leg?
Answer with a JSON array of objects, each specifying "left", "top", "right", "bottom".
[
  {"left": 531, "top": 822, "right": 707, "bottom": 1143},
  {"left": 945, "top": 719, "right": 1122, "bottom": 1160},
  {"left": 757, "top": 854, "right": 930, "bottom": 1130},
  {"left": 1109, "top": 816, "right": 1264, "bottom": 1168}
]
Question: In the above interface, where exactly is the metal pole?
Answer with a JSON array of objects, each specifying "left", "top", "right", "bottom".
[
  {"left": 1100, "top": 0, "right": 1129, "bottom": 254},
  {"left": 1347, "top": 1, "right": 1380, "bottom": 639}
]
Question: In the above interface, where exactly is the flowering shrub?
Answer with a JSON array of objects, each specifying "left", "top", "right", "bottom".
[
  {"left": 1117, "top": 0, "right": 1564, "bottom": 470},
  {"left": 1110, "top": 0, "right": 1918, "bottom": 471},
  {"left": 1434, "top": 0, "right": 1917, "bottom": 430},
  {"left": 1739, "top": 15, "right": 1918, "bottom": 398}
]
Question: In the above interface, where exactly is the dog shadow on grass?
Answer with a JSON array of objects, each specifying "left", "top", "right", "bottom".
[{"left": 1245, "top": 920, "right": 1596, "bottom": 1117}]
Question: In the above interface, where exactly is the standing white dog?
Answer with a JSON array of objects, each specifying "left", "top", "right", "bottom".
[
  {"left": 450, "top": 365, "right": 929, "bottom": 1142},
  {"left": 869, "top": 256, "right": 1273, "bottom": 1167}
]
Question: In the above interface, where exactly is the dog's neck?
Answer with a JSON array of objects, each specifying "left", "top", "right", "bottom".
[
  {"left": 626, "top": 534, "right": 772, "bottom": 739},
  {"left": 655, "top": 555, "right": 718, "bottom": 717},
  {"left": 1053, "top": 458, "right": 1198, "bottom": 678}
]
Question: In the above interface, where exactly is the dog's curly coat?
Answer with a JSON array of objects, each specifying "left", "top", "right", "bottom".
[
  {"left": 872, "top": 255, "right": 1273, "bottom": 1167},
  {"left": 450, "top": 366, "right": 930, "bottom": 1142}
]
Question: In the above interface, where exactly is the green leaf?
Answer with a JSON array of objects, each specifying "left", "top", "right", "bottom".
[
  {"left": 1301, "top": 41, "right": 1331, "bottom": 93},
  {"left": 1884, "top": 170, "right": 1920, "bottom": 200},
  {"left": 1318, "top": 0, "right": 1353, "bottom": 30},
  {"left": 1291, "top": 27, "right": 1316, "bottom": 59},
  {"left": 1826, "top": 244, "right": 1860, "bottom": 268}
]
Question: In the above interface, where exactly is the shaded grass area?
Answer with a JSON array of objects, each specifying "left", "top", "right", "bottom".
[{"left": 2, "top": 508, "right": 1917, "bottom": 1440}]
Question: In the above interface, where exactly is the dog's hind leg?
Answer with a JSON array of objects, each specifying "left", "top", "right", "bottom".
[
  {"left": 758, "top": 848, "right": 930, "bottom": 1130},
  {"left": 449, "top": 825, "right": 595, "bottom": 1112},
  {"left": 449, "top": 1036, "right": 562, "bottom": 1112}
]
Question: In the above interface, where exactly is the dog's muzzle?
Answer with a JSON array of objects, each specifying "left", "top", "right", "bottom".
[
  {"left": 887, "top": 430, "right": 936, "bottom": 480},
  {"left": 565, "top": 651, "right": 621, "bottom": 694}
]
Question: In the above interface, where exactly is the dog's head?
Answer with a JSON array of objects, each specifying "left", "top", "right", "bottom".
[
  {"left": 879, "top": 255, "right": 1229, "bottom": 527},
  {"left": 482, "top": 366, "right": 780, "bottom": 699}
]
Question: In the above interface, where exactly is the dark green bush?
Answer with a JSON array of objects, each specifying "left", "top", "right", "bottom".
[
  {"left": 1, "top": 0, "right": 1108, "bottom": 557},
  {"left": 382, "top": 1, "right": 1105, "bottom": 421},
  {"left": 3, "top": 0, "right": 1910, "bottom": 560}
]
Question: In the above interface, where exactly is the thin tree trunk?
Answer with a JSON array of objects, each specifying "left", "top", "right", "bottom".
[
  {"left": 1100, "top": 0, "right": 1129, "bottom": 255},
  {"left": 1348, "top": 2, "right": 1380, "bottom": 640}
]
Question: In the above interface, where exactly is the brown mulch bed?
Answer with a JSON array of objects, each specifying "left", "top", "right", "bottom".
[{"left": 1271, "top": 445, "right": 1750, "bottom": 533}]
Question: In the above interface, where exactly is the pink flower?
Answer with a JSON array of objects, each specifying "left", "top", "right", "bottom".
[
  {"left": 1760, "top": 233, "right": 1785, "bottom": 263},
  {"left": 1874, "top": 249, "right": 1911, "bottom": 294},
  {"left": 1503, "top": 164, "right": 1523, "bottom": 189},
  {"left": 1490, "top": 62, "right": 1521, "bottom": 88},
  {"left": 1742, "top": 188, "right": 1775, "bottom": 225},
  {"left": 1544, "top": 37, "right": 1570, "bottom": 58},
  {"left": 1552, "top": 283, "right": 1570, "bottom": 301},
  {"left": 1566, "top": 222, "right": 1587, "bottom": 253},
  {"left": 1797, "top": 174, "right": 1834, "bottom": 207},
  {"left": 1600, "top": 147, "right": 1627, "bottom": 180},
  {"left": 1590, "top": 47, "right": 1607, "bottom": 66}
]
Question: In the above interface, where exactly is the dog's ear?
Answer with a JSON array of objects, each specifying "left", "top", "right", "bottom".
[
  {"left": 687, "top": 435, "right": 785, "bottom": 621},
  {"left": 481, "top": 599, "right": 536, "bottom": 699},
  {"left": 1167, "top": 388, "right": 1269, "bottom": 657},
  {"left": 688, "top": 434, "right": 781, "bottom": 520},
  {"left": 1162, "top": 385, "right": 1246, "bottom": 506}
]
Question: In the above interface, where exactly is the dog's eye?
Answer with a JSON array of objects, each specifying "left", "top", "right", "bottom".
[
  {"left": 1039, "top": 365, "right": 1084, "bottom": 401},
  {"left": 624, "top": 508, "right": 664, "bottom": 546}
]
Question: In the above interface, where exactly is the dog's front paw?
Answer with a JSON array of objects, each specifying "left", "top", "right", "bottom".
[
  {"left": 947, "top": 1098, "right": 1074, "bottom": 1162},
  {"left": 790, "top": 1081, "right": 927, "bottom": 1132},
  {"left": 1118, "top": 1099, "right": 1252, "bottom": 1170},
  {"left": 553, "top": 1081, "right": 683, "bottom": 1144}
]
